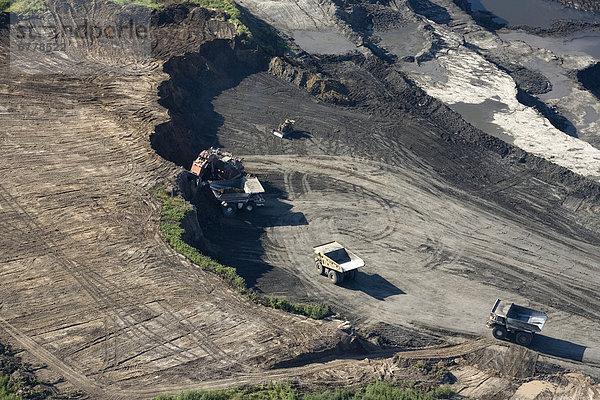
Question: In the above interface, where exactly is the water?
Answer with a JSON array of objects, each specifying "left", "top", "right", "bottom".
[
  {"left": 467, "top": 0, "right": 600, "bottom": 28},
  {"left": 292, "top": 30, "right": 357, "bottom": 55},
  {"left": 450, "top": 100, "right": 515, "bottom": 143},
  {"left": 500, "top": 30, "right": 600, "bottom": 59}
]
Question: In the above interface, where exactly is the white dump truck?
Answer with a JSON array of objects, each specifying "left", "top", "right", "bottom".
[
  {"left": 313, "top": 241, "right": 364, "bottom": 284},
  {"left": 189, "top": 148, "right": 265, "bottom": 216},
  {"left": 209, "top": 176, "right": 265, "bottom": 216},
  {"left": 486, "top": 299, "right": 548, "bottom": 346}
]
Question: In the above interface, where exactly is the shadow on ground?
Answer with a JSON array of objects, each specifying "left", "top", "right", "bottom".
[
  {"left": 532, "top": 334, "right": 587, "bottom": 362},
  {"left": 341, "top": 271, "right": 404, "bottom": 300},
  {"left": 197, "top": 179, "right": 307, "bottom": 288},
  {"left": 284, "top": 130, "right": 312, "bottom": 140}
]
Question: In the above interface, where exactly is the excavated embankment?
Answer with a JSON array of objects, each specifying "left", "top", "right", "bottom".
[{"left": 3, "top": 0, "right": 600, "bottom": 398}]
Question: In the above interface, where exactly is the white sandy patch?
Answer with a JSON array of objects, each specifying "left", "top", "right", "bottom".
[
  {"left": 409, "top": 42, "right": 600, "bottom": 179},
  {"left": 511, "top": 380, "right": 555, "bottom": 399}
]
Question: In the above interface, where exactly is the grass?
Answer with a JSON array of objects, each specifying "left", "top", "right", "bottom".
[
  {"left": 2, "top": 0, "right": 163, "bottom": 14},
  {"left": 187, "top": 0, "right": 289, "bottom": 53},
  {"left": 155, "top": 381, "right": 454, "bottom": 400},
  {"left": 3, "top": 0, "right": 45, "bottom": 14},
  {"left": 0, "top": 375, "right": 20, "bottom": 400},
  {"left": 187, "top": 0, "right": 251, "bottom": 38},
  {"left": 109, "top": 0, "right": 163, "bottom": 9},
  {"left": 156, "top": 188, "right": 329, "bottom": 320}
]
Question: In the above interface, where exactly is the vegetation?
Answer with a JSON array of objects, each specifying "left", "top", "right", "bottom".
[
  {"left": 0, "top": 375, "right": 20, "bottom": 400},
  {"left": 1, "top": 0, "right": 163, "bottom": 14},
  {"left": 3, "top": 0, "right": 45, "bottom": 14},
  {"left": 156, "top": 188, "right": 329, "bottom": 320},
  {"left": 155, "top": 381, "right": 453, "bottom": 400},
  {"left": 187, "top": 0, "right": 289, "bottom": 53},
  {"left": 109, "top": 0, "right": 163, "bottom": 9},
  {"left": 188, "top": 0, "right": 251, "bottom": 38},
  {"left": 1, "top": 0, "right": 287, "bottom": 54}
]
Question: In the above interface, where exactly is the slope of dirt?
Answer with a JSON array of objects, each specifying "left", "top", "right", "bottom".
[
  {"left": 167, "top": 0, "right": 600, "bottom": 382},
  {"left": 0, "top": 3, "right": 360, "bottom": 398},
  {"left": 555, "top": 0, "right": 600, "bottom": 13},
  {"left": 3, "top": 0, "right": 600, "bottom": 399}
]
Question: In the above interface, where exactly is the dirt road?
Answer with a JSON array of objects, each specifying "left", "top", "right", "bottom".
[
  {"left": 2, "top": 0, "right": 600, "bottom": 398},
  {"left": 195, "top": 66, "right": 600, "bottom": 374},
  {"left": 0, "top": 3, "right": 361, "bottom": 398}
]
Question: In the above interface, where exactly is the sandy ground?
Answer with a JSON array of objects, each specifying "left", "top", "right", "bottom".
[
  {"left": 2, "top": 0, "right": 600, "bottom": 399},
  {"left": 0, "top": 3, "right": 361, "bottom": 398}
]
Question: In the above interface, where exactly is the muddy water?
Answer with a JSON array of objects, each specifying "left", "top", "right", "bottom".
[
  {"left": 292, "top": 30, "right": 357, "bottom": 54},
  {"left": 499, "top": 30, "right": 600, "bottom": 59},
  {"left": 375, "top": 23, "right": 429, "bottom": 59},
  {"left": 450, "top": 100, "right": 515, "bottom": 143},
  {"left": 467, "top": 0, "right": 600, "bottom": 27},
  {"left": 496, "top": 30, "right": 600, "bottom": 145}
]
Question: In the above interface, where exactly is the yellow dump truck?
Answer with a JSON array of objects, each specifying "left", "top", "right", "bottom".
[{"left": 313, "top": 241, "right": 364, "bottom": 284}]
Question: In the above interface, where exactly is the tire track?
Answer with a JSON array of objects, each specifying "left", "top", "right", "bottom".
[
  {"left": 0, "top": 184, "right": 231, "bottom": 378},
  {"left": 119, "top": 337, "right": 495, "bottom": 398},
  {"left": 0, "top": 317, "right": 108, "bottom": 398}
]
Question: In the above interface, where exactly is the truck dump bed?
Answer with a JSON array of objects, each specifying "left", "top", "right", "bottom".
[
  {"left": 209, "top": 177, "right": 265, "bottom": 203},
  {"left": 313, "top": 241, "right": 364, "bottom": 272},
  {"left": 492, "top": 299, "right": 548, "bottom": 333}
]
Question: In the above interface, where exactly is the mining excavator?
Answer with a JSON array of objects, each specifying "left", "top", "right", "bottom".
[{"left": 190, "top": 148, "right": 265, "bottom": 216}]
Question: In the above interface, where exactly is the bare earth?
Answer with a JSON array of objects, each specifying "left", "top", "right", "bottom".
[{"left": 2, "top": 0, "right": 600, "bottom": 399}]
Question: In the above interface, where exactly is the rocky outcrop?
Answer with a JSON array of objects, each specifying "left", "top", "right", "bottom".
[
  {"left": 268, "top": 56, "right": 352, "bottom": 105},
  {"left": 554, "top": 0, "right": 600, "bottom": 12}
]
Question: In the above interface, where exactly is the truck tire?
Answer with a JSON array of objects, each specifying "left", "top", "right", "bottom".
[
  {"left": 222, "top": 204, "right": 237, "bottom": 216},
  {"left": 315, "top": 259, "right": 324, "bottom": 275},
  {"left": 328, "top": 270, "right": 341, "bottom": 284},
  {"left": 347, "top": 269, "right": 357, "bottom": 280},
  {"left": 492, "top": 325, "right": 507, "bottom": 340},
  {"left": 245, "top": 202, "right": 255, "bottom": 212},
  {"left": 516, "top": 331, "right": 533, "bottom": 346}
]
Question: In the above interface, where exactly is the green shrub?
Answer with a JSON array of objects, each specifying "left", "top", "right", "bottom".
[
  {"left": 414, "top": 360, "right": 429, "bottom": 373},
  {"left": 0, "top": 375, "right": 20, "bottom": 400},
  {"left": 6, "top": 0, "right": 45, "bottom": 14},
  {"left": 188, "top": 0, "right": 251, "bottom": 38},
  {"left": 109, "top": 0, "right": 163, "bottom": 9},
  {"left": 155, "top": 381, "right": 453, "bottom": 400}
]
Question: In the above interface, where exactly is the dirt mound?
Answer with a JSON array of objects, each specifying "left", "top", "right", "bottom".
[
  {"left": 152, "top": 5, "right": 237, "bottom": 59},
  {"left": 268, "top": 56, "right": 351, "bottom": 104},
  {"left": 512, "top": 371, "right": 600, "bottom": 399},
  {"left": 578, "top": 62, "right": 600, "bottom": 101},
  {"left": 467, "top": 344, "right": 539, "bottom": 379},
  {"left": 554, "top": 0, "right": 600, "bottom": 12}
]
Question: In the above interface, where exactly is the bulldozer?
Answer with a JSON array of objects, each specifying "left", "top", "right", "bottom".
[{"left": 272, "top": 119, "right": 295, "bottom": 138}]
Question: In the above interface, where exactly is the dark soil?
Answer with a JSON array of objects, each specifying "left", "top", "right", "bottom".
[
  {"left": 363, "top": 323, "right": 444, "bottom": 348},
  {"left": 578, "top": 61, "right": 600, "bottom": 100}
]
